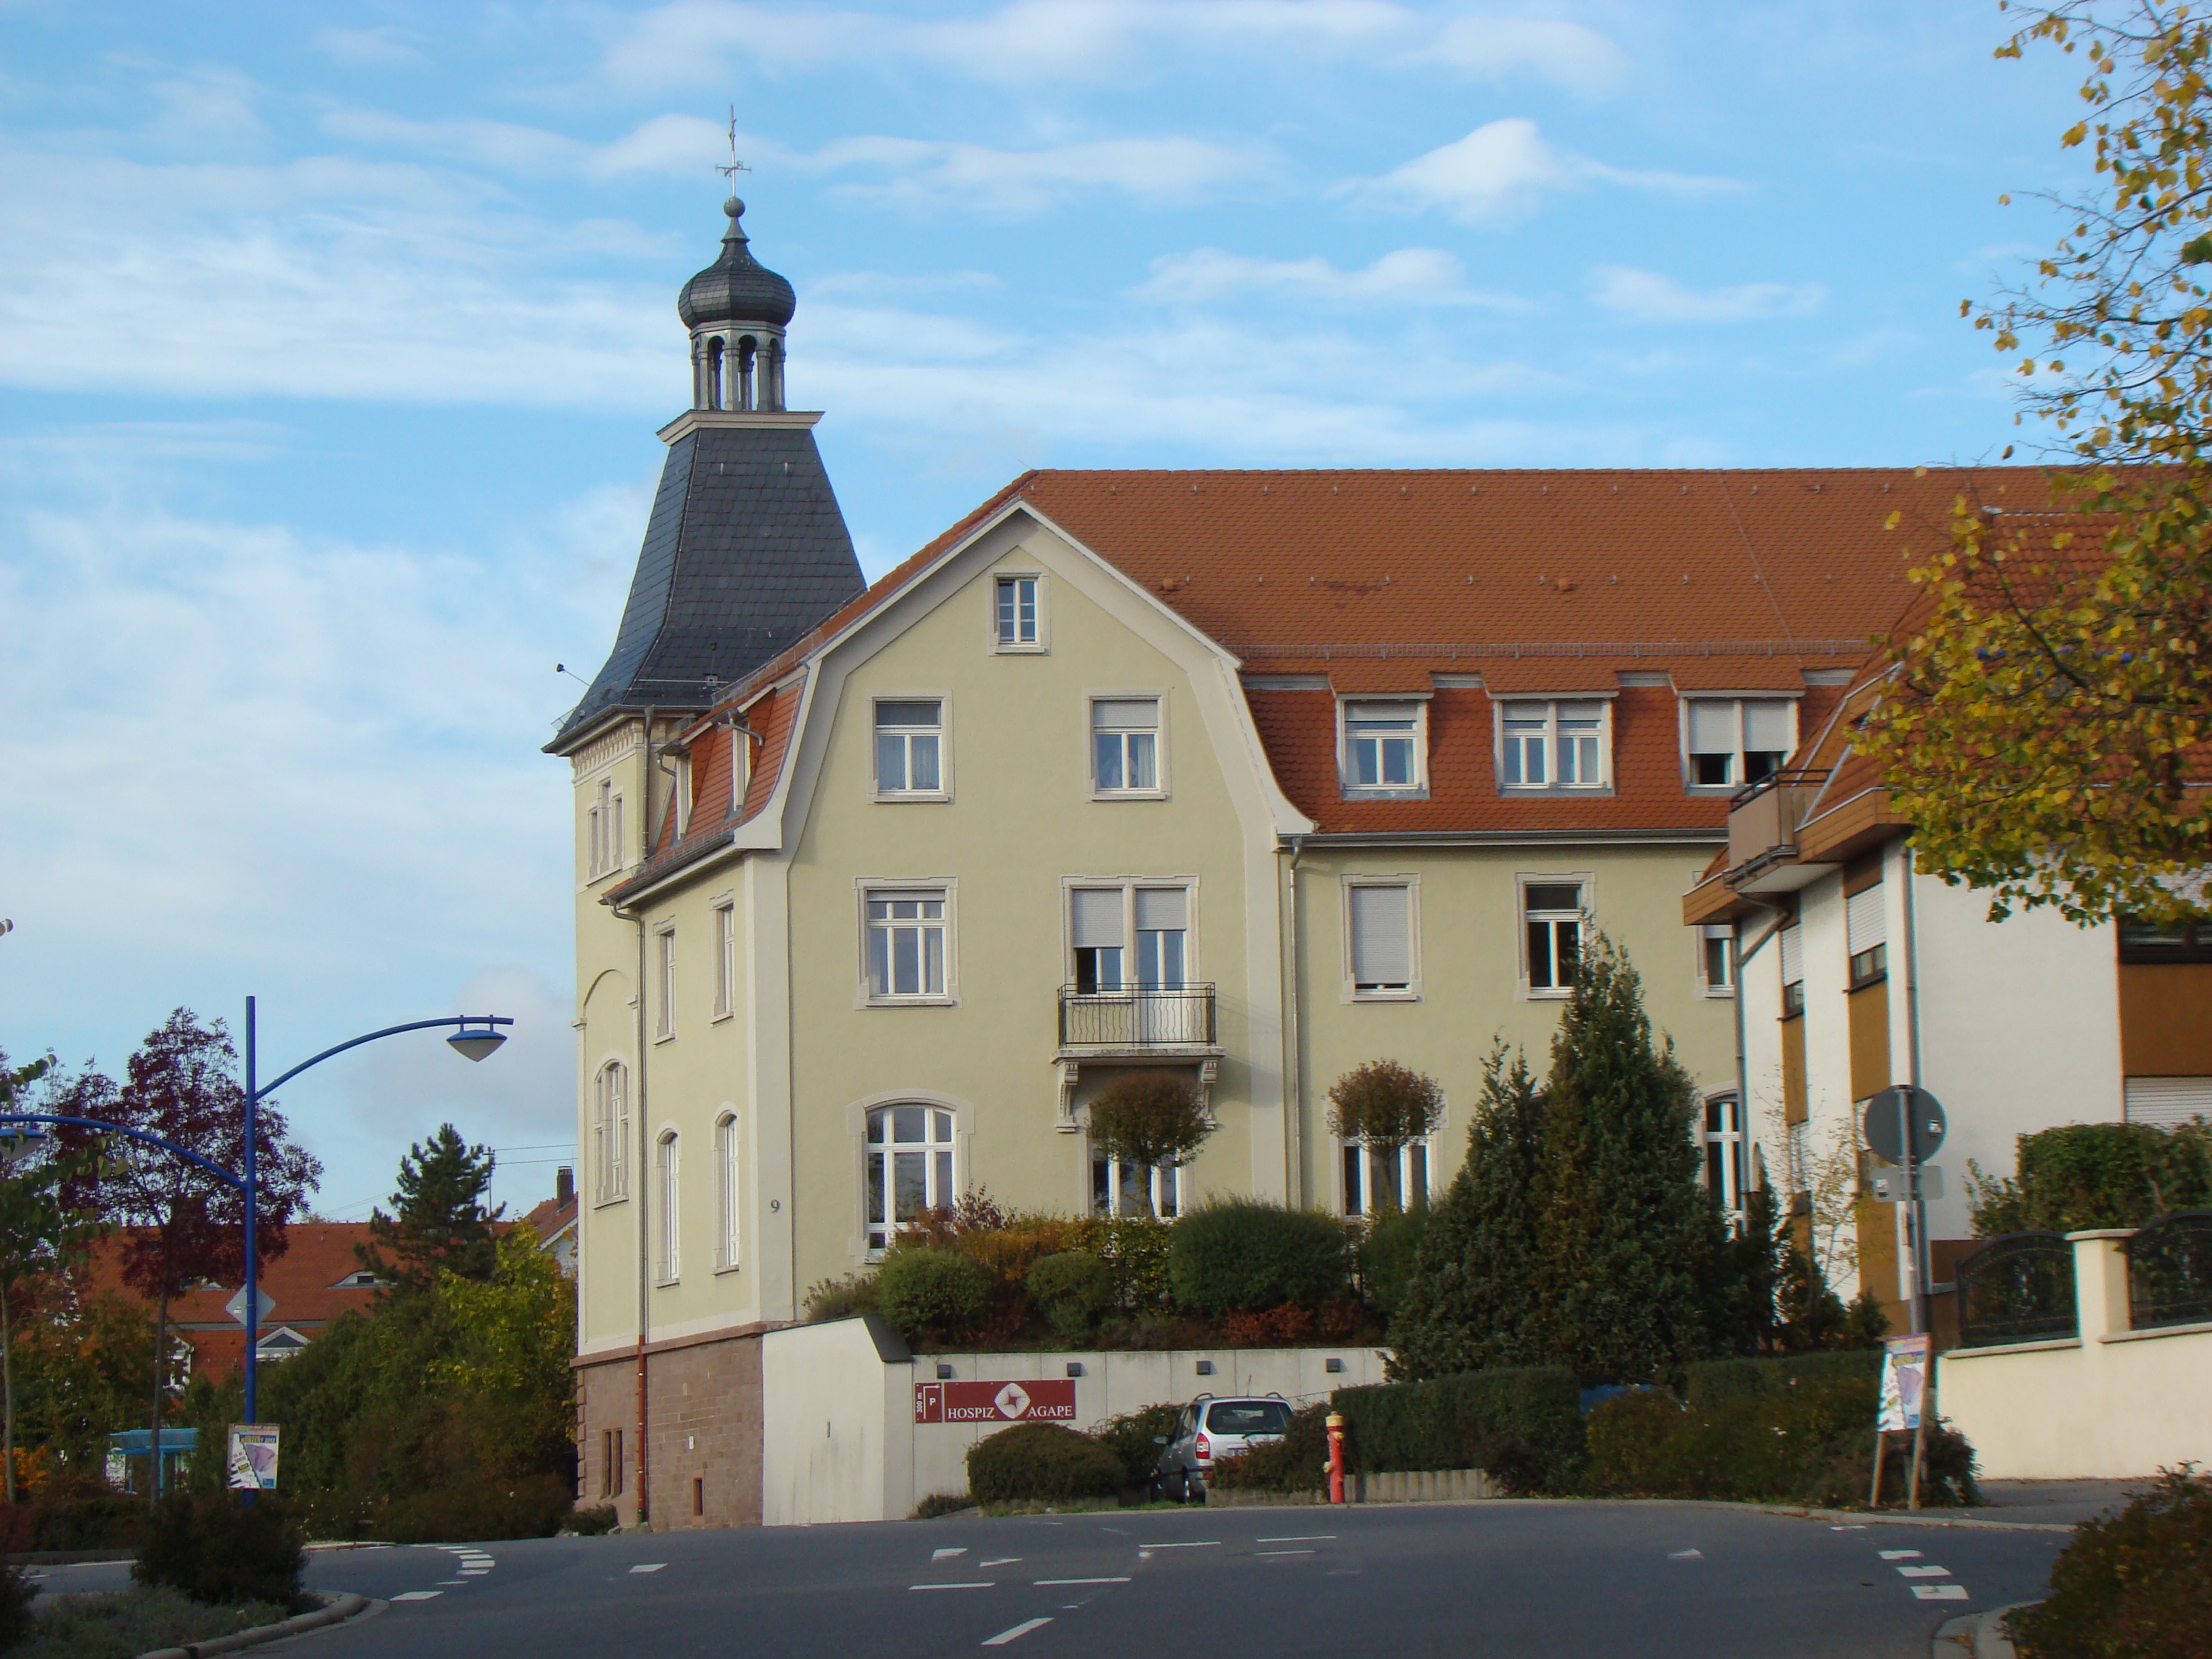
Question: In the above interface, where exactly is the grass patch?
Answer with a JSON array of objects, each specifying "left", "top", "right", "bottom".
[{"left": 24, "top": 1587, "right": 295, "bottom": 1659}]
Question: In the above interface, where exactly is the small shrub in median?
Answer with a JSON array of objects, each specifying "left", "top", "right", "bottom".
[
  {"left": 966, "top": 1423, "right": 1125, "bottom": 1505},
  {"left": 2009, "top": 1465, "right": 2212, "bottom": 1659},
  {"left": 878, "top": 1247, "right": 994, "bottom": 1343},
  {"left": 1090, "top": 1403, "right": 1183, "bottom": 1489},
  {"left": 563, "top": 1504, "right": 619, "bottom": 1536},
  {"left": 1027, "top": 1252, "right": 1115, "bottom": 1343},
  {"left": 0, "top": 1563, "right": 35, "bottom": 1649},
  {"left": 23, "top": 1586, "right": 291, "bottom": 1659},
  {"left": 134, "top": 1492, "right": 305, "bottom": 1609},
  {"left": 1168, "top": 1199, "right": 1351, "bottom": 1313}
]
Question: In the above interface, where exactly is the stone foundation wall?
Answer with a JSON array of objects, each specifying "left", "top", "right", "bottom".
[{"left": 575, "top": 1328, "right": 766, "bottom": 1530}]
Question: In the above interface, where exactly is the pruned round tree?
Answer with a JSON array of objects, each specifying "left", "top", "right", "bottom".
[
  {"left": 1326, "top": 1061, "right": 1446, "bottom": 1211},
  {"left": 1085, "top": 1072, "right": 1210, "bottom": 1217}
]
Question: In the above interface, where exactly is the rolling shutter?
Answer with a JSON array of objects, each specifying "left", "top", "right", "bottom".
[
  {"left": 1779, "top": 925, "right": 1803, "bottom": 985},
  {"left": 2125, "top": 1076, "right": 2212, "bottom": 1127},
  {"left": 1134, "top": 887, "right": 1187, "bottom": 930},
  {"left": 1349, "top": 885, "right": 1412, "bottom": 987},
  {"left": 1847, "top": 884, "right": 1886, "bottom": 955},
  {"left": 1687, "top": 700, "right": 1734, "bottom": 754},
  {"left": 1070, "top": 888, "right": 1125, "bottom": 948},
  {"left": 1743, "top": 699, "right": 1793, "bottom": 754}
]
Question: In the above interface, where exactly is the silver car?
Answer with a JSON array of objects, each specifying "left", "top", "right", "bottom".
[{"left": 1151, "top": 1394, "right": 1294, "bottom": 1503}]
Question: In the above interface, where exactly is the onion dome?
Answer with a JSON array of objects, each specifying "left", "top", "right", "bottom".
[{"left": 677, "top": 198, "right": 796, "bottom": 329}]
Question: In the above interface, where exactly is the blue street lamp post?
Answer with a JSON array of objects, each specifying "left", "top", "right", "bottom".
[{"left": 0, "top": 998, "right": 512, "bottom": 1483}]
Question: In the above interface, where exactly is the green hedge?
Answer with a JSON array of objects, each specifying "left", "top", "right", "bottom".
[
  {"left": 2009, "top": 1465, "right": 2212, "bottom": 1657},
  {"left": 966, "top": 1422, "right": 1126, "bottom": 1504},
  {"left": 1210, "top": 1403, "right": 1330, "bottom": 1494},
  {"left": 377, "top": 1473, "right": 575, "bottom": 1544},
  {"left": 1331, "top": 1366, "right": 1584, "bottom": 1493},
  {"left": 878, "top": 1248, "right": 994, "bottom": 1342},
  {"left": 134, "top": 1492, "right": 305, "bottom": 1609},
  {"left": 1167, "top": 1200, "right": 1352, "bottom": 1313},
  {"left": 1681, "top": 1349, "right": 1882, "bottom": 1408},
  {"left": 1089, "top": 1403, "right": 1182, "bottom": 1488}
]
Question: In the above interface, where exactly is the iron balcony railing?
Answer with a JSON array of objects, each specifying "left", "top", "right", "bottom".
[
  {"left": 1058, "top": 984, "right": 1217, "bottom": 1049},
  {"left": 2127, "top": 1210, "right": 2212, "bottom": 1332}
]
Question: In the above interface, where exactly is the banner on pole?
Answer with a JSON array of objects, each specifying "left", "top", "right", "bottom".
[
  {"left": 227, "top": 1424, "right": 280, "bottom": 1491},
  {"left": 1877, "top": 1336, "right": 1929, "bottom": 1433}
]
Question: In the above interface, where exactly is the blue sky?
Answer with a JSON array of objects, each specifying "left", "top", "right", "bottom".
[{"left": 0, "top": 0, "right": 2083, "bottom": 1225}]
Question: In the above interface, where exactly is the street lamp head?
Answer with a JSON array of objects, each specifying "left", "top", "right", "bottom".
[
  {"left": 0, "top": 1122, "right": 47, "bottom": 1166},
  {"left": 446, "top": 1026, "right": 508, "bottom": 1063}
]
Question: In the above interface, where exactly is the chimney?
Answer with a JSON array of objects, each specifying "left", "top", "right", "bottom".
[{"left": 556, "top": 1166, "right": 575, "bottom": 1208}]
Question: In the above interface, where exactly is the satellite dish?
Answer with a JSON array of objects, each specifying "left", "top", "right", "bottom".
[{"left": 1864, "top": 1086, "right": 1946, "bottom": 1164}]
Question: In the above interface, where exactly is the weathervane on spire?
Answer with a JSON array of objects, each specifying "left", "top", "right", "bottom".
[{"left": 719, "top": 106, "right": 751, "bottom": 184}]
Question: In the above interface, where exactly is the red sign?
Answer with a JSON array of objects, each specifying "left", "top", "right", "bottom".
[{"left": 914, "top": 1379, "right": 1078, "bottom": 1425}]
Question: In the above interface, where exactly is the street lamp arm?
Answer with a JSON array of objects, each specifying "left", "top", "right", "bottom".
[
  {"left": 0, "top": 1113, "right": 247, "bottom": 1192},
  {"left": 255, "top": 1015, "right": 515, "bottom": 1097}
]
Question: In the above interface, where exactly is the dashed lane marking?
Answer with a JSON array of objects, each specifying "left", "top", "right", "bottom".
[
  {"left": 981, "top": 1618, "right": 1052, "bottom": 1647},
  {"left": 629, "top": 1564, "right": 666, "bottom": 1575},
  {"left": 1897, "top": 1566, "right": 1952, "bottom": 1578},
  {"left": 1668, "top": 1550, "right": 1704, "bottom": 1560},
  {"left": 1137, "top": 1541, "right": 1218, "bottom": 1548},
  {"left": 392, "top": 1591, "right": 443, "bottom": 1601},
  {"left": 1256, "top": 1550, "right": 1313, "bottom": 1557},
  {"left": 1256, "top": 1536, "right": 1334, "bottom": 1543},
  {"left": 909, "top": 1583, "right": 994, "bottom": 1591},
  {"left": 1913, "top": 1586, "right": 1971, "bottom": 1601},
  {"left": 1878, "top": 1550, "right": 1923, "bottom": 1561},
  {"left": 979, "top": 1558, "right": 1020, "bottom": 1568},
  {"left": 933, "top": 1548, "right": 968, "bottom": 1561},
  {"left": 1034, "top": 1578, "right": 1130, "bottom": 1586},
  {"left": 438, "top": 1580, "right": 466, "bottom": 1586}
]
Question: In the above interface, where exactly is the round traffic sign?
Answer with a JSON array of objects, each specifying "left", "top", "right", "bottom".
[{"left": 1863, "top": 1086, "right": 1946, "bottom": 1164}]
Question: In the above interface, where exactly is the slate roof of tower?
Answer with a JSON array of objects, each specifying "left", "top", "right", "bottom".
[{"left": 550, "top": 424, "right": 866, "bottom": 750}]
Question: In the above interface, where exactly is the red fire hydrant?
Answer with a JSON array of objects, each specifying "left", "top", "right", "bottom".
[{"left": 1326, "top": 1411, "right": 1345, "bottom": 1505}]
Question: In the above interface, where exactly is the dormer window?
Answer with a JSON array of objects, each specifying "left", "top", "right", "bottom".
[
  {"left": 1498, "top": 700, "right": 1610, "bottom": 791},
  {"left": 1685, "top": 698, "right": 1795, "bottom": 790},
  {"left": 1340, "top": 701, "right": 1427, "bottom": 798}
]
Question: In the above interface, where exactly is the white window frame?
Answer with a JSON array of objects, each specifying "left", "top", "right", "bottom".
[
  {"left": 1340, "top": 1136, "right": 1435, "bottom": 1217},
  {"left": 654, "top": 922, "right": 677, "bottom": 1042},
  {"left": 1061, "top": 877, "right": 1200, "bottom": 992},
  {"left": 992, "top": 569, "right": 1048, "bottom": 653},
  {"left": 714, "top": 1108, "right": 741, "bottom": 1273},
  {"left": 712, "top": 897, "right": 738, "bottom": 1021},
  {"left": 593, "top": 1060, "right": 629, "bottom": 1204},
  {"left": 1341, "top": 875, "right": 1422, "bottom": 1002},
  {"left": 1494, "top": 697, "right": 1613, "bottom": 793},
  {"left": 1702, "top": 1092, "right": 1746, "bottom": 1229},
  {"left": 674, "top": 749, "right": 694, "bottom": 839},
  {"left": 856, "top": 878, "right": 958, "bottom": 1006},
  {"left": 1337, "top": 698, "right": 1430, "bottom": 798},
  {"left": 1698, "top": 923, "right": 1736, "bottom": 998},
  {"left": 1091, "top": 1149, "right": 1185, "bottom": 1218},
  {"left": 654, "top": 1128, "right": 680, "bottom": 1284},
  {"left": 587, "top": 777, "right": 626, "bottom": 880},
  {"left": 1519, "top": 873, "right": 1592, "bottom": 1000},
  {"left": 1087, "top": 692, "right": 1168, "bottom": 800},
  {"left": 863, "top": 1103, "right": 960, "bottom": 1256},
  {"left": 1682, "top": 697, "right": 1799, "bottom": 794},
  {"left": 871, "top": 694, "right": 951, "bottom": 802}
]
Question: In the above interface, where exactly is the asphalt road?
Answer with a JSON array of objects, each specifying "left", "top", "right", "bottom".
[{"left": 33, "top": 1502, "right": 2069, "bottom": 1659}]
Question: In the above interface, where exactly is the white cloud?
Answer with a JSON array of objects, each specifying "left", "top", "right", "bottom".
[
  {"left": 311, "top": 27, "right": 430, "bottom": 70},
  {"left": 805, "top": 134, "right": 1273, "bottom": 214},
  {"left": 603, "top": 1, "right": 1627, "bottom": 94},
  {"left": 1130, "top": 245, "right": 1523, "bottom": 308},
  {"left": 1593, "top": 265, "right": 1826, "bottom": 322},
  {"left": 1347, "top": 118, "right": 1740, "bottom": 225},
  {"left": 316, "top": 108, "right": 728, "bottom": 180}
]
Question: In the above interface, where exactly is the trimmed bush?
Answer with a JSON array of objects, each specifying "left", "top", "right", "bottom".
[
  {"left": 966, "top": 1423, "right": 1125, "bottom": 1505},
  {"left": 134, "top": 1492, "right": 306, "bottom": 1608},
  {"left": 565, "top": 1504, "right": 619, "bottom": 1536},
  {"left": 1332, "top": 1366, "right": 1584, "bottom": 1494},
  {"left": 1167, "top": 1199, "right": 1352, "bottom": 1313},
  {"left": 1357, "top": 1208, "right": 1428, "bottom": 1321},
  {"left": 1682, "top": 1348, "right": 1881, "bottom": 1408},
  {"left": 1027, "top": 1252, "right": 1115, "bottom": 1343},
  {"left": 804, "top": 1272, "right": 880, "bottom": 1323},
  {"left": 2009, "top": 1465, "right": 2212, "bottom": 1658},
  {"left": 377, "top": 1473, "right": 574, "bottom": 1543},
  {"left": 0, "top": 1492, "right": 144, "bottom": 1553},
  {"left": 877, "top": 1247, "right": 994, "bottom": 1342},
  {"left": 1090, "top": 1402, "right": 1183, "bottom": 1488},
  {"left": 1210, "top": 1402, "right": 1330, "bottom": 1494}
]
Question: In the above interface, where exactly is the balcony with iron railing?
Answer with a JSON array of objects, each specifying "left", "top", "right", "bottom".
[
  {"left": 1057, "top": 983, "right": 1218, "bottom": 1050},
  {"left": 1723, "top": 768, "right": 1835, "bottom": 894}
]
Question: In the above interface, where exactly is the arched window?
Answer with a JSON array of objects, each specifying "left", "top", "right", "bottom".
[
  {"left": 594, "top": 1062, "right": 629, "bottom": 1202},
  {"left": 863, "top": 1105, "right": 956, "bottom": 1254},
  {"left": 736, "top": 335, "right": 758, "bottom": 411},
  {"left": 655, "top": 1130, "right": 680, "bottom": 1282},
  {"left": 705, "top": 336, "right": 725, "bottom": 410},
  {"left": 715, "top": 1110, "right": 741, "bottom": 1271},
  {"left": 1340, "top": 1138, "right": 1430, "bottom": 1218}
]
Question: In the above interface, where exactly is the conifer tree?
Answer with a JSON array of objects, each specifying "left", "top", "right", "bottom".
[
  {"left": 1385, "top": 1044, "right": 1548, "bottom": 1380},
  {"left": 1531, "top": 935, "right": 1725, "bottom": 1382},
  {"left": 358, "top": 1124, "right": 504, "bottom": 1292}
]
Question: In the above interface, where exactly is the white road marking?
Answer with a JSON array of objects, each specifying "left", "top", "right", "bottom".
[
  {"left": 1878, "top": 1549, "right": 1923, "bottom": 1561},
  {"left": 1830, "top": 1525, "right": 1867, "bottom": 1531},
  {"left": 437, "top": 1580, "right": 465, "bottom": 1586},
  {"left": 629, "top": 1563, "right": 667, "bottom": 1574},
  {"left": 1034, "top": 1577, "right": 1131, "bottom": 1585},
  {"left": 1256, "top": 1536, "right": 1334, "bottom": 1543},
  {"left": 1256, "top": 1550, "right": 1313, "bottom": 1557},
  {"left": 1913, "top": 1585, "right": 1971, "bottom": 1601},
  {"left": 909, "top": 1583, "right": 994, "bottom": 1591},
  {"left": 392, "top": 1591, "right": 443, "bottom": 1601},
  {"left": 1137, "top": 1541, "right": 1219, "bottom": 1548},
  {"left": 933, "top": 1548, "right": 968, "bottom": 1560},
  {"left": 459, "top": 1570, "right": 491, "bottom": 1576},
  {"left": 979, "top": 1558, "right": 1021, "bottom": 1568},
  {"left": 1668, "top": 1550, "right": 1704, "bottom": 1559},
  {"left": 982, "top": 1618, "right": 1052, "bottom": 1646},
  {"left": 1897, "top": 1565, "right": 1952, "bottom": 1578}
]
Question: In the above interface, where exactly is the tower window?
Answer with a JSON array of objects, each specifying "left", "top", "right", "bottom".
[
  {"left": 705, "top": 337, "right": 724, "bottom": 411},
  {"left": 737, "top": 335, "right": 758, "bottom": 411}
]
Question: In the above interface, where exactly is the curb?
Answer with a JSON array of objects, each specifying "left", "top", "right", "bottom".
[
  {"left": 5, "top": 1549, "right": 136, "bottom": 1565},
  {"left": 1933, "top": 1600, "right": 2034, "bottom": 1658},
  {"left": 137, "top": 1591, "right": 375, "bottom": 1659}
]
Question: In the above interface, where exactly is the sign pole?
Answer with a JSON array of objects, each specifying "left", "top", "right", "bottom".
[{"left": 1868, "top": 1431, "right": 1887, "bottom": 1509}]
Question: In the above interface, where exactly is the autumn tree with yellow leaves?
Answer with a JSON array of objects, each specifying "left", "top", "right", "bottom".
[{"left": 1862, "top": 1, "right": 2212, "bottom": 924}]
